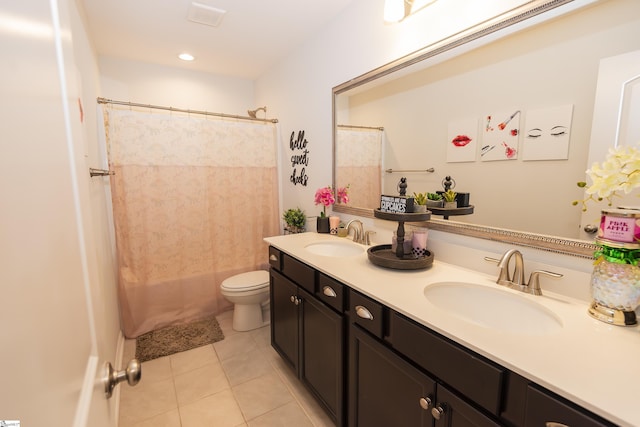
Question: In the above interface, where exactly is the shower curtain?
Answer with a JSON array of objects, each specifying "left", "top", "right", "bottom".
[
  {"left": 335, "top": 128, "right": 383, "bottom": 208},
  {"left": 104, "top": 108, "right": 280, "bottom": 338}
]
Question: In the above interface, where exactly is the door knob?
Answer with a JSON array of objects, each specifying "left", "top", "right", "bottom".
[
  {"left": 104, "top": 358, "right": 141, "bottom": 398},
  {"left": 419, "top": 396, "right": 432, "bottom": 410},
  {"left": 584, "top": 224, "right": 598, "bottom": 234},
  {"left": 431, "top": 404, "right": 446, "bottom": 420}
]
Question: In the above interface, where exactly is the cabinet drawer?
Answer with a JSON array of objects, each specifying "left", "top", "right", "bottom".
[
  {"left": 268, "top": 246, "right": 282, "bottom": 271},
  {"left": 525, "top": 385, "right": 615, "bottom": 427},
  {"left": 390, "top": 311, "right": 505, "bottom": 415},
  {"left": 282, "top": 252, "right": 316, "bottom": 293},
  {"left": 317, "top": 274, "right": 346, "bottom": 313},
  {"left": 350, "top": 291, "right": 384, "bottom": 338}
]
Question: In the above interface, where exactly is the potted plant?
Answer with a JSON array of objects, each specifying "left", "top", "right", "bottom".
[
  {"left": 426, "top": 192, "right": 443, "bottom": 208},
  {"left": 412, "top": 192, "right": 428, "bottom": 213},
  {"left": 443, "top": 189, "right": 457, "bottom": 209},
  {"left": 283, "top": 208, "right": 306, "bottom": 234}
]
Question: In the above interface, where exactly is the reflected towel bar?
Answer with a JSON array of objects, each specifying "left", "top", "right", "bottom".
[
  {"left": 385, "top": 168, "right": 435, "bottom": 173},
  {"left": 90, "top": 168, "right": 115, "bottom": 177}
]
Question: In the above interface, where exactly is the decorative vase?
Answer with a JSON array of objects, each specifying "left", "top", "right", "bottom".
[
  {"left": 411, "top": 230, "right": 429, "bottom": 258},
  {"left": 329, "top": 216, "right": 340, "bottom": 235},
  {"left": 317, "top": 216, "right": 330, "bottom": 233},
  {"left": 284, "top": 225, "right": 304, "bottom": 234},
  {"left": 413, "top": 204, "right": 427, "bottom": 213},
  {"left": 443, "top": 201, "right": 457, "bottom": 209}
]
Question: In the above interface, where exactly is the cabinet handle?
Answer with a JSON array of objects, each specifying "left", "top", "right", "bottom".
[
  {"left": 545, "top": 423, "right": 569, "bottom": 427},
  {"left": 269, "top": 254, "right": 278, "bottom": 261},
  {"left": 355, "top": 305, "right": 374, "bottom": 320},
  {"left": 323, "top": 286, "right": 337, "bottom": 298},
  {"left": 431, "top": 405, "right": 446, "bottom": 420},
  {"left": 294, "top": 296, "right": 302, "bottom": 305},
  {"left": 419, "top": 397, "right": 432, "bottom": 410}
]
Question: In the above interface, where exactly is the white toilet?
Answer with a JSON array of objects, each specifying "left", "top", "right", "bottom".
[{"left": 220, "top": 270, "right": 270, "bottom": 331}]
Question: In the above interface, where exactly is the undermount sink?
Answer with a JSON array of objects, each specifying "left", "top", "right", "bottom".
[
  {"left": 423, "top": 282, "right": 563, "bottom": 335},
  {"left": 305, "top": 240, "right": 365, "bottom": 257}
]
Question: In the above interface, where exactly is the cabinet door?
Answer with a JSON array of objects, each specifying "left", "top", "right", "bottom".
[
  {"left": 270, "top": 269, "right": 300, "bottom": 371},
  {"left": 432, "top": 385, "right": 501, "bottom": 427},
  {"left": 300, "top": 288, "right": 345, "bottom": 425},
  {"left": 349, "top": 324, "right": 436, "bottom": 427}
]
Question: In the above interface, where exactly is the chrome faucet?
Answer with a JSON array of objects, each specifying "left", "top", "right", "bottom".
[
  {"left": 346, "top": 219, "right": 365, "bottom": 244},
  {"left": 487, "top": 249, "right": 563, "bottom": 295},
  {"left": 496, "top": 249, "right": 526, "bottom": 289}
]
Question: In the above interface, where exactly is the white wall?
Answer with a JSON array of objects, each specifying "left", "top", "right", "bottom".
[
  {"left": 255, "top": 0, "right": 533, "bottom": 222},
  {"left": 99, "top": 57, "right": 255, "bottom": 115}
]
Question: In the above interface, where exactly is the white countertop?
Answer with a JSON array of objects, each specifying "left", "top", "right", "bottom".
[{"left": 265, "top": 232, "right": 640, "bottom": 427}]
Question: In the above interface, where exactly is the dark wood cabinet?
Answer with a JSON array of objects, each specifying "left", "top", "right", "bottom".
[
  {"left": 349, "top": 322, "right": 501, "bottom": 427},
  {"left": 432, "top": 385, "right": 501, "bottom": 427},
  {"left": 270, "top": 269, "right": 300, "bottom": 371},
  {"left": 524, "top": 385, "right": 615, "bottom": 427},
  {"left": 300, "top": 287, "right": 344, "bottom": 421},
  {"left": 349, "top": 324, "right": 435, "bottom": 427},
  {"left": 269, "top": 250, "right": 346, "bottom": 426},
  {"left": 268, "top": 246, "right": 616, "bottom": 427}
]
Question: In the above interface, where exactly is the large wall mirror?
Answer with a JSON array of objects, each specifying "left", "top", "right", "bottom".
[{"left": 333, "top": 0, "right": 640, "bottom": 258}]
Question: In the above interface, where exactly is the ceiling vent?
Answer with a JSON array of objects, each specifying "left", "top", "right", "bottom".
[{"left": 187, "top": 2, "right": 226, "bottom": 27}]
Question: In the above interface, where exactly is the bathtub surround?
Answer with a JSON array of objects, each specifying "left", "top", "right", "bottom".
[
  {"left": 105, "top": 107, "right": 280, "bottom": 337},
  {"left": 135, "top": 315, "right": 224, "bottom": 363}
]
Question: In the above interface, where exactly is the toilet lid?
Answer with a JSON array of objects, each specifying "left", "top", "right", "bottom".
[{"left": 221, "top": 270, "right": 269, "bottom": 291}]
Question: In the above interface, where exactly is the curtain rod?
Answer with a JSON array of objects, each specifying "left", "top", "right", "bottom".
[
  {"left": 385, "top": 168, "right": 435, "bottom": 173},
  {"left": 97, "top": 97, "right": 278, "bottom": 123},
  {"left": 337, "top": 124, "right": 384, "bottom": 131}
]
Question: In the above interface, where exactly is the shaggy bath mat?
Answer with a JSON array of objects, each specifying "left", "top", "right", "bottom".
[{"left": 135, "top": 315, "right": 224, "bottom": 362}]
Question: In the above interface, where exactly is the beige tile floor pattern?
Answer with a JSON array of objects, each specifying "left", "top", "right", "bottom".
[{"left": 119, "top": 310, "right": 335, "bottom": 427}]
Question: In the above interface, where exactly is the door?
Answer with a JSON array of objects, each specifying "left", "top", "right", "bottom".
[
  {"left": 0, "top": 1, "right": 116, "bottom": 426},
  {"left": 270, "top": 270, "right": 300, "bottom": 371},
  {"left": 579, "top": 49, "right": 640, "bottom": 239},
  {"left": 300, "top": 287, "right": 344, "bottom": 425},
  {"left": 349, "top": 325, "right": 435, "bottom": 427}
]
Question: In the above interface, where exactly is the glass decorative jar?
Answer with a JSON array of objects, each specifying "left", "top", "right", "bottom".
[
  {"left": 590, "top": 259, "right": 640, "bottom": 311},
  {"left": 588, "top": 238, "right": 640, "bottom": 325}
]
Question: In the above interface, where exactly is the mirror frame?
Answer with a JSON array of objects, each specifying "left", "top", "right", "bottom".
[{"left": 332, "top": 0, "right": 598, "bottom": 259}]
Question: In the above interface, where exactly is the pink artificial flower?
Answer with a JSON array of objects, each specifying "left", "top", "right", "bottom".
[
  {"left": 336, "top": 186, "right": 349, "bottom": 204},
  {"left": 314, "top": 185, "right": 349, "bottom": 217},
  {"left": 315, "top": 186, "right": 335, "bottom": 217}
]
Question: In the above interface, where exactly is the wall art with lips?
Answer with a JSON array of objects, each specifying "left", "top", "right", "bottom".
[{"left": 446, "top": 117, "right": 478, "bottom": 163}]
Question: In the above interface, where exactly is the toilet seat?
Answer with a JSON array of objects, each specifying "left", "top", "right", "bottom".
[{"left": 221, "top": 270, "right": 269, "bottom": 292}]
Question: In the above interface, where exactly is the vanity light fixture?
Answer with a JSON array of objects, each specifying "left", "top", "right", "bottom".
[
  {"left": 384, "top": 0, "right": 437, "bottom": 23},
  {"left": 178, "top": 53, "right": 195, "bottom": 61}
]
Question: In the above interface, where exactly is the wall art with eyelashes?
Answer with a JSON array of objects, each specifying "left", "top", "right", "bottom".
[{"left": 522, "top": 104, "right": 574, "bottom": 161}]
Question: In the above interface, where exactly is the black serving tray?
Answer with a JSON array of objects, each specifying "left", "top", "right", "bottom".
[{"left": 367, "top": 244, "right": 434, "bottom": 270}]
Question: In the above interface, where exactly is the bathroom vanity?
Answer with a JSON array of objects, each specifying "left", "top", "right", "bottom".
[{"left": 266, "top": 232, "right": 639, "bottom": 427}]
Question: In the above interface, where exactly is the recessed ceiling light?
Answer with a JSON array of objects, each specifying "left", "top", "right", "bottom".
[{"left": 178, "top": 53, "right": 195, "bottom": 61}]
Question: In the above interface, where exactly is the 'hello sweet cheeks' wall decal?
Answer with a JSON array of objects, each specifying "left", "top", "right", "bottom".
[{"left": 289, "top": 130, "right": 309, "bottom": 186}]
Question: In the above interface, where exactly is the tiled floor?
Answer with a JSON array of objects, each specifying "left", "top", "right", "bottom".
[{"left": 119, "top": 310, "right": 335, "bottom": 427}]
